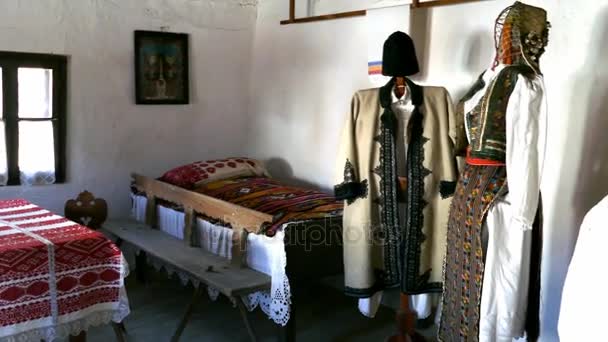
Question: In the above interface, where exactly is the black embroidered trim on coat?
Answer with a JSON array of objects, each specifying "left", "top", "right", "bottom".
[
  {"left": 376, "top": 78, "right": 402, "bottom": 287},
  {"left": 344, "top": 286, "right": 383, "bottom": 298},
  {"left": 344, "top": 269, "right": 402, "bottom": 298},
  {"left": 439, "top": 181, "right": 458, "bottom": 199},
  {"left": 378, "top": 120, "right": 401, "bottom": 287},
  {"left": 334, "top": 181, "right": 368, "bottom": 205},
  {"left": 400, "top": 78, "right": 440, "bottom": 294},
  {"left": 344, "top": 274, "right": 389, "bottom": 298},
  {"left": 334, "top": 159, "right": 368, "bottom": 205},
  {"left": 401, "top": 131, "right": 434, "bottom": 293}
]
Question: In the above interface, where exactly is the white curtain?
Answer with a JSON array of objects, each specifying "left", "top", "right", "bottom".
[
  {"left": 0, "top": 68, "right": 6, "bottom": 186},
  {"left": 17, "top": 68, "right": 55, "bottom": 186},
  {"left": 18, "top": 121, "right": 55, "bottom": 185},
  {"left": 0, "top": 121, "right": 7, "bottom": 186}
]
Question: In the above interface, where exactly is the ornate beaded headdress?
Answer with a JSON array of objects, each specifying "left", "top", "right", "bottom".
[{"left": 494, "top": 1, "right": 550, "bottom": 73}]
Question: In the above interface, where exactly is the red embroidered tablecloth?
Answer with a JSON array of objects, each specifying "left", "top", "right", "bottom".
[{"left": 0, "top": 199, "right": 129, "bottom": 341}]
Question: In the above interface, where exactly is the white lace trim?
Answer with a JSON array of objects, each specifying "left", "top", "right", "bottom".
[
  {"left": 1, "top": 289, "right": 130, "bottom": 342},
  {"left": 242, "top": 272, "right": 291, "bottom": 326},
  {"left": 19, "top": 170, "right": 55, "bottom": 186},
  {"left": 147, "top": 254, "right": 201, "bottom": 288}
]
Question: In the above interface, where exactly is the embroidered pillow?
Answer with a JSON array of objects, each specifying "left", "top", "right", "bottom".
[{"left": 159, "top": 157, "right": 270, "bottom": 189}]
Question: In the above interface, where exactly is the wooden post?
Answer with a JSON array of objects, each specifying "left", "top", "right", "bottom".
[
  {"left": 387, "top": 293, "right": 425, "bottom": 342},
  {"left": 145, "top": 193, "right": 158, "bottom": 229},
  {"left": 289, "top": 0, "right": 295, "bottom": 22},
  {"left": 183, "top": 206, "right": 197, "bottom": 247},
  {"left": 231, "top": 229, "right": 249, "bottom": 268}
]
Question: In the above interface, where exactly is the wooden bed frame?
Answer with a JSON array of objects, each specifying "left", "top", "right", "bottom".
[
  {"left": 131, "top": 173, "right": 277, "bottom": 267},
  {"left": 130, "top": 173, "right": 344, "bottom": 341}
]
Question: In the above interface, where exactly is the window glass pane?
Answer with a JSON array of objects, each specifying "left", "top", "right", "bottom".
[
  {"left": 19, "top": 121, "right": 55, "bottom": 185},
  {"left": 0, "top": 121, "right": 6, "bottom": 186},
  {"left": 18, "top": 68, "right": 53, "bottom": 119}
]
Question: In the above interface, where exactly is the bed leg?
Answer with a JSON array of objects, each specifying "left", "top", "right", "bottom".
[
  {"left": 171, "top": 286, "right": 203, "bottom": 342},
  {"left": 136, "top": 250, "right": 148, "bottom": 284},
  {"left": 276, "top": 300, "right": 296, "bottom": 342},
  {"left": 237, "top": 299, "right": 258, "bottom": 342}
]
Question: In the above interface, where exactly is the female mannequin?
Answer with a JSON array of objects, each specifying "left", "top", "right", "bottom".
[{"left": 438, "top": 2, "right": 550, "bottom": 341}]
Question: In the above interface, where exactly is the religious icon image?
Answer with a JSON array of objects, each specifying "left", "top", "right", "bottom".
[{"left": 134, "top": 30, "right": 189, "bottom": 104}]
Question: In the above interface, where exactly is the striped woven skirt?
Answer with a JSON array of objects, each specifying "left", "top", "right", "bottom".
[{"left": 438, "top": 163, "right": 507, "bottom": 342}]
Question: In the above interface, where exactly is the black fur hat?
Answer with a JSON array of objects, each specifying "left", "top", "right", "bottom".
[{"left": 382, "top": 31, "right": 420, "bottom": 77}]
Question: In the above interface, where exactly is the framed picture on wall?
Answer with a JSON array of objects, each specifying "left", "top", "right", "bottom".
[{"left": 134, "top": 30, "right": 189, "bottom": 104}]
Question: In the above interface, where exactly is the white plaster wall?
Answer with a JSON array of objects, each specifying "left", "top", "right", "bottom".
[
  {"left": 247, "top": 0, "right": 370, "bottom": 190},
  {"left": 0, "top": 0, "right": 258, "bottom": 217},
  {"left": 248, "top": 0, "right": 608, "bottom": 340}
]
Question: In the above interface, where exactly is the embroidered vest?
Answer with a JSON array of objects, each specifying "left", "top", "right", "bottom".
[{"left": 466, "top": 65, "right": 534, "bottom": 162}]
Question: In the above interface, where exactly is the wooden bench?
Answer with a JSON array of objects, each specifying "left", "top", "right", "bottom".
[{"left": 104, "top": 219, "right": 271, "bottom": 342}]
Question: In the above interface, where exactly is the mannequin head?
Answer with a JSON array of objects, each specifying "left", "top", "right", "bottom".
[
  {"left": 494, "top": 1, "right": 550, "bottom": 73},
  {"left": 382, "top": 31, "right": 420, "bottom": 77}
]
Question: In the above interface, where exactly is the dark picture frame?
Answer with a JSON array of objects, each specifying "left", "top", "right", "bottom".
[{"left": 134, "top": 30, "right": 189, "bottom": 104}]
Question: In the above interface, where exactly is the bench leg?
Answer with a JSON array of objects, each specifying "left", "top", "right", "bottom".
[
  {"left": 111, "top": 322, "right": 126, "bottom": 342},
  {"left": 237, "top": 300, "right": 257, "bottom": 342},
  {"left": 170, "top": 286, "right": 203, "bottom": 342},
  {"left": 135, "top": 251, "right": 148, "bottom": 284}
]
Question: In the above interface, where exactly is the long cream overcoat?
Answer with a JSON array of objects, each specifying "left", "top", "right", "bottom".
[{"left": 335, "top": 79, "right": 464, "bottom": 296}]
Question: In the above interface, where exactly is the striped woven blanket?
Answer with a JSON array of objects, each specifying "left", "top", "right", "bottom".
[{"left": 195, "top": 177, "right": 343, "bottom": 236}]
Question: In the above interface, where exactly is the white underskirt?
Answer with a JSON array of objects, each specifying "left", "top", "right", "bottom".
[{"left": 479, "top": 195, "right": 530, "bottom": 342}]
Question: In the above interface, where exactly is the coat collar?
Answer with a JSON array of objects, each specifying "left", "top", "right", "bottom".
[{"left": 380, "top": 77, "right": 423, "bottom": 109}]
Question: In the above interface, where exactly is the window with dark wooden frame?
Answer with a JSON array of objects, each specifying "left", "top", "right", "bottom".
[{"left": 0, "top": 52, "right": 67, "bottom": 186}]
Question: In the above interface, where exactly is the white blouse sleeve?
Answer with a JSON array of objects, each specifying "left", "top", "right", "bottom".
[{"left": 505, "top": 74, "right": 547, "bottom": 230}]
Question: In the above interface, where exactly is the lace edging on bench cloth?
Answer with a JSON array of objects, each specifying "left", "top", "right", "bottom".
[
  {"left": 1, "top": 287, "right": 130, "bottom": 342},
  {"left": 145, "top": 252, "right": 291, "bottom": 326}
]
